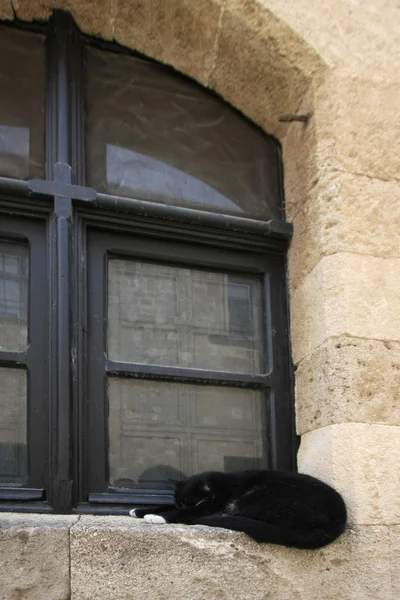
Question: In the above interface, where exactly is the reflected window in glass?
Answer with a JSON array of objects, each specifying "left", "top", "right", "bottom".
[
  {"left": 0, "top": 242, "right": 29, "bottom": 351},
  {"left": 85, "top": 47, "right": 282, "bottom": 220},
  {"left": 0, "top": 368, "right": 27, "bottom": 485},
  {"left": 108, "top": 378, "right": 268, "bottom": 490},
  {"left": 108, "top": 259, "right": 265, "bottom": 373},
  {"left": 0, "top": 27, "right": 45, "bottom": 180}
]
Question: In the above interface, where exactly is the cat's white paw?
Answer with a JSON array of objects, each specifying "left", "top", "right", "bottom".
[
  {"left": 143, "top": 514, "right": 167, "bottom": 524},
  {"left": 129, "top": 509, "right": 138, "bottom": 518}
]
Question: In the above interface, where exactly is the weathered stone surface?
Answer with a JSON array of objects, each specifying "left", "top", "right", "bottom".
[
  {"left": 298, "top": 423, "right": 400, "bottom": 526},
  {"left": 70, "top": 515, "right": 397, "bottom": 600},
  {"left": 281, "top": 81, "right": 319, "bottom": 220},
  {"left": 313, "top": 74, "right": 400, "bottom": 182},
  {"left": 113, "top": 0, "right": 223, "bottom": 86},
  {"left": 291, "top": 253, "right": 400, "bottom": 363},
  {"left": 295, "top": 338, "right": 400, "bottom": 435},
  {"left": 0, "top": 0, "right": 12, "bottom": 19},
  {"left": 390, "top": 526, "right": 400, "bottom": 600},
  {"left": 288, "top": 172, "right": 400, "bottom": 291},
  {"left": 0, "top": 513, "right": 78, "bottom": 600},
  {"left": 210, "top": 0, "right": 325, "bottom": 140},
  {"left": 284, "top": 74, "right": 400, "bottom": 232},
  {"left": 261, "top": 0, "right": 400, "bottom": 81},
  {"left": 0, "top": 513, "right": 396, "bottom": 600},
  {"left": 13, "top": 0, "right": 114, "bottom": 38}
]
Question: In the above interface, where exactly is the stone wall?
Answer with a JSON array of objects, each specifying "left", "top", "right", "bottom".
[{"left": 0, "top": 0, "right": 399, "bottom": 598}]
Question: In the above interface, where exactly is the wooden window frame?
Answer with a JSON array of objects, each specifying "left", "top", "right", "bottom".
[{"left": 0, "top": 11, "right": 295, "bottom": 514}]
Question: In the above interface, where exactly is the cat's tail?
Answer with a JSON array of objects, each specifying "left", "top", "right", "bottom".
[{"left": 191, "top": 516, "right": 345, "bottom": 549}]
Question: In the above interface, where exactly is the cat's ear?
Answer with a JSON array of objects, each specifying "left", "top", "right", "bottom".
[
  {"left": 202, "top": 472, "right": 221, "bottom": 494},
  {"left": 168, "top": 478, "right": 183, "bottom": 487}
]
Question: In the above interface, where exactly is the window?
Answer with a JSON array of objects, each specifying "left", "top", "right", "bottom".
[{"left": 0, "top": 12, "right": 294, "bottom": 514}]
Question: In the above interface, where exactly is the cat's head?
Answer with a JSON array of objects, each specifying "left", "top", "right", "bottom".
[{"left": 172, "top": 471, "right": 227, "bottom": 508}]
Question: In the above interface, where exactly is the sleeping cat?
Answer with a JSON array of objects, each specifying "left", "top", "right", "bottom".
[{"left": 129, "top": 469, "right": 347, "bottom": 549}]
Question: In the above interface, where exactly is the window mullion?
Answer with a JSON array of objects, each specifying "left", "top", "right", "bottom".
[{"left": 46, "top": 11, "right": 83, "bottom": 512}]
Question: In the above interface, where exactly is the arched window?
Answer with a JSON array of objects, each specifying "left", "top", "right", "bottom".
[{"left": 0, "top": 11, "right": 294, "bottom": 513}]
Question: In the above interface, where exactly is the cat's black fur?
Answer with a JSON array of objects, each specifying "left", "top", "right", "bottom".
[{"left": 131, "top": 469, "right": 347, "bottom": 549}]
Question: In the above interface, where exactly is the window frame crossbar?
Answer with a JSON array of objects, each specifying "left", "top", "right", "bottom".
[{"left": 0, "top": 176, "right": 293, "bottom": 242}]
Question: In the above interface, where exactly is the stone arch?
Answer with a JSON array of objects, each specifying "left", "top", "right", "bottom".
[{"left": 6, "top": 0, "right": 325, "bottom": 139}]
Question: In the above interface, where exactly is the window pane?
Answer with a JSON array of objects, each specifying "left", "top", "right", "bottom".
[
  {"left": 0, "top": 368, "right": 27, "bottom": 485},
  {"left": 85, "top": 46, "right": 282, "bottom": 219},
  {"left": 108, "top": 378, "right": 268, "bottom": 489},
  {"left": 0, "top": 27, "right": 45, "bottom": 179},
  {"left": 108, "top": 259, "right": 265, "bottom": 373},
  {"left": 0, "top": 242, "right": 29, "bottom": 351}
]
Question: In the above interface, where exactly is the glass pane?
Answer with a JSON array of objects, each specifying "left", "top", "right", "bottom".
[
  {"left": 108, "top": 378, "right": 267, "bottom": 489},
  {"left": 0, "top": 368, "right": 27, "bottom": 485},
  {"left": 0, "top": 26, "right": 45, "bottom": 179},
  {"left": 0, "top": 242, "right": 29, "bottom": 351},
  {"left": 85, "top": 46, "right": 282, "bottom": 219},
  {"left": 108, "top": 259, "right": 264, "bottom": 373}
]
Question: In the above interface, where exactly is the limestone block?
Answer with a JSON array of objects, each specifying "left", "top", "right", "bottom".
[
  {"left": 295, "top": 338, "right": 400, "bottom": 434},
  {"left": 261, "top": 0, "right": 400, "bottom": 81},
  {"left": 314, "top": 73, "right": 400, "bottom": 182},
  {"left": 288, "top": 173, "right": 400, "bottom": 291},
  {"left": 0, "top": 0, "right": 12, "bottom": 19},
  {"left": 70, "top": 515, "right": 395, "bottom": 600},
  {"left": 291, "top": 253, "right": 400, "bottom": 363},
  {"left": 315, "top": 174, "right": 400, "bottom": 259},
  {"left": 112, "top": 0, "right": 223, "bottom": 86},
  {"left": 298, "top": 423, "right": 400, "bottom": 526},
  {"left": 281, "top": 82, "right": 320, "bottom": 220},
  {"left": 0, "top": 513, "right": 78, "bottom": 600},
  {"left": 13, "top": 0, "right": 114, "bottom": 38},
  {"left": 283, "top": 74, "right": 400, "bottom": 232},
  {"left": 390, "top": 526, "right": 400, "bottom": 600},
  {"left": 209, "top": 0, "right": 325, "bottom": 140}
]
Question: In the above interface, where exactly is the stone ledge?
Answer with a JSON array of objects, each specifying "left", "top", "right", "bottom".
[
  {"left": 0, "top": 513, "right": 78, "bottom": 600},
  {"left": 70, "top": 516, "right": 396, "bottom": 600},
  {"left": 0, "top": 512, "right": 79, "bottom": 529},
  {"left": 0, "top": 513, "right": 398, "bottom": 599}
]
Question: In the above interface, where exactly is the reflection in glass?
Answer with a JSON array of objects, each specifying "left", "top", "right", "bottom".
[
  {"left": 0, "top": 26, "right": 45, "bottom": 179},
  {"left": 108, "top": 378, "right": 267, "bottom": 489},
  {"left": 0, "top": 368, "right": 27, "bottom": 485},
  {"left": 108, "top": 259, "right": 264, "bottom": 373},
  {"left": 106, "top": 144, "right": 241, "bottom": 211},
  {"left": 85, "top": 47, "right": 282, "bottom": 219},
  {"left": 0, "top": 242, "right": 29, "bottom": 351}
]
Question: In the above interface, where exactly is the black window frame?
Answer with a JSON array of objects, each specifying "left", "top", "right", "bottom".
[
  {"left": 0, "top": 10, "right": 295, "bottom": 515},
  {"left": 0, "top": 215, "right": 49, "bottom": 510}
]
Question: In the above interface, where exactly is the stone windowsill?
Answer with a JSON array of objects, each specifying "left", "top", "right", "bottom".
[{"left": 1, "top": 512, "right": 399, "bottom": 599}]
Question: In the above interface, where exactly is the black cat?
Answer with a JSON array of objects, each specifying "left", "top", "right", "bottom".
[{"left": 129, "top": 469, "right": 347, "bottom": 549}]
